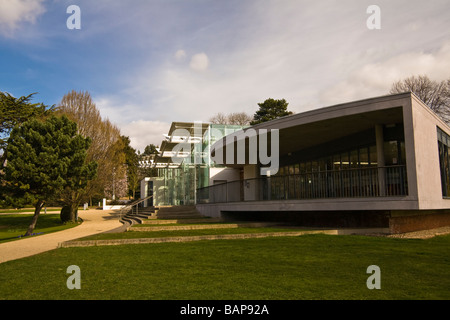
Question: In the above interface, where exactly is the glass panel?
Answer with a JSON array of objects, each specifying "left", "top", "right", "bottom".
[
  {"left": 333, "top": 154, "right": 341, "bottom": 171},
  {"left": 399, "top": 141, "right": 406, "bottom": 165},
  {"left": 369, "top": 145, "right": 377, "bottom": 167},
  {"left": 289, "top": 165, "right": 295, "bottom": 175},
  {"left": 446, "top": 145, "right": 450, "bottom": 196},
  {"left": 305, "top": 162, "right": 311, "bottom": 172},
  {"left": 384, "top": 141, "right": 398, "bottom": 165},
  {"left": 311, "top": 160, "right": 318, "bottom": 172},
  {"left": 299, "top": 162, "right": 305, "bottom": 173},
  {"left": 350, "top": 150, "right": 359, "bottom": 168},
  {"left": 359, "top": 147, "right": 369, "bottom": 167},
  {"left": 318, "top": 158, "right": 326, "bottom": 172},
  {"left": 341, "top": 152, "right": 349, "bottom": 170}
]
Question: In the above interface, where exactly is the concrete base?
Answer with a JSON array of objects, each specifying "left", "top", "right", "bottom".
[{"left": 196, "top": 205, "right": 450, "bottom": 234}]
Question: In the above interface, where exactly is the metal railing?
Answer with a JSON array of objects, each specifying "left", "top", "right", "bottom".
[
  {"left": 118, "top": 195, "right": 154, "bottom": 217},
  {"left": 197, "top": 165, "right": 407, "bottom": 204}
]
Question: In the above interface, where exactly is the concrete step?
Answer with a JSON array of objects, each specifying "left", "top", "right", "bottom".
[
  {"left": 155, "top": 214, "right": 206, "bottom": 220},
  {"left": 59, "top": 230, "right": 338, "bottom": 248},
  {"left": 130, "top": 222, "right": 286, "bottom": 232},
  {"left": 154, "top": 205, "right": 200, "bottom": 215},
  {"left": 155, "top": 205, "right": 196, "bottom": 212},
  {"left": 154, "top": 205, "right": 205, "bottom": 220},
  {"left": 142, "top": 218, "right": 223, "bottom": 224},
  {"left": 131, "top": 208, "right": 155, "bottom": 214}
]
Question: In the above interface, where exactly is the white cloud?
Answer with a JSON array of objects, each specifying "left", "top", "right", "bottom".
[
  {"left": 89, "top": 0, "right": 450, "bottom": 146},
  {"left": 95, "top": 96, "right": 171, "bottom": 152},
  {"left": 0, "top": 0, "right": 46, "bottom": 36},
  {"left": 175, "top": 49, "right": 186, "bottom": 62},
  {"left": 120, "top": 120, "right": 170, "bottom": 152},
  {"left": 189, "top": 53, "right": 209, "bottom": 71},
  {"left": 319, "top": 42, "right": 450, "bottom": 105}
]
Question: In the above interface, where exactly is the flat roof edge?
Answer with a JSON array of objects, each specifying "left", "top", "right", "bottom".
[{"left": 250, "top": 92, "right": 413, "bottom": 130}]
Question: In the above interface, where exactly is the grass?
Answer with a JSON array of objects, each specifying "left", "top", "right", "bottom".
[
  {"left": 132, "top": 221, "right": 232, "bottom": 227},
  {"left": 0, "top": 208, "right": 61, "bottom": 214},
  {"left": 0, "top": 233, "right": 448, "bottom": 300},
  {"left": 0, "top": 214, "right": 80, "bottom": 243},
  {"left": 79, "top": 227, "right": 304, "bottom": 240}
]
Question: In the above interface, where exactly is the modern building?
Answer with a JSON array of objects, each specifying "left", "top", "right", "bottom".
[
  {"left": 140, "top": 122, "right": 246, "bottom": 207},
  {"left": 196, "top": 92, "right": 450, "bottom": 233}
]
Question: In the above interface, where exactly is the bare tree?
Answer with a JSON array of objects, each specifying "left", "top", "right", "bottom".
[
  {"left": 209, "top": 112, "right": 228, "bottom": 124},
  {"left": 390, "top": 75, "right": 450, "bottom": 123},
  {"left": 228, "top": 112, "right": 253, "bottom": 125},
  {"left": 209, "top": 112, "right": 252, "bottom": 125},
  {"left": 57, "top": 90, "right": 127, "bottom": 203}
]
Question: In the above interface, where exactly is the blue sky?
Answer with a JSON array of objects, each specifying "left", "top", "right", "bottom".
[{"left": 1, "top": 0, "right": 450, "bottom": 151}]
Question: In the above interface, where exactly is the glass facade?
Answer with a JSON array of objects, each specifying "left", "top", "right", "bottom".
[
  {"left": 153, "top": 123, "right": 247, "bottom": 205},
  {"left": 437, "top": 127, "right": 450, "bottom": 197},
  {"left": 197, "top": 124, "right": 409, "bottom": 204}
]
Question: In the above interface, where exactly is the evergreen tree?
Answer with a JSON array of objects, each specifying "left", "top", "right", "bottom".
[
  {"left": 0, "top": 91, "right": 54, "bottom": 158},
  {"left": 2, "top": 115, "right": 97, "bottom": 235},
  {"left": 250, "top": 98, "right": 293, "bottom": 125},
  {"left": 121, "top": 136, "right": 140, "bottom": 199}
]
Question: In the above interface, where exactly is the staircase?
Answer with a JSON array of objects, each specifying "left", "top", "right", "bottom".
[
  {"left": 115, "top": 205, "right": 211, "bottom": 232},
  {"left": 153, "top": 205, "right": 205, "bottom": 220}
]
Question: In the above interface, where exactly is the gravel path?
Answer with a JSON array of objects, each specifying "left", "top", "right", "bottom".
[
  {"left": 0, "top": 209, "right": 123, "bottom": 264},
  {"left": 387, "top": 226, "right": 450, "bottom": 239}
]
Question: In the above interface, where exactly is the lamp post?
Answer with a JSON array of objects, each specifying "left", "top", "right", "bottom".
[{"left": 112, "top": 167, "right": 116, "bottom": 200}]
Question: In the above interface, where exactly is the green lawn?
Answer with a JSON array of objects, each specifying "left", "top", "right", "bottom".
[
  {"left": 0, "top": 208, "right": 61, "bottom": 214},
  {"left": 0, "top": 233, "right": 448, "bottom": 300},
  {"left": 0, "top": 214, "right": 80, "bottom": 243},
  {"left": 79, "top": 227, "right": 304, "bottom": 240}
]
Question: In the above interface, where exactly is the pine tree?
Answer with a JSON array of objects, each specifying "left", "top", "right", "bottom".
[
  {"left": 250, "top": 98, "right": 293, "bottom": 125},
  {"left": 3, "top": 115, "right": 97, "bottom": 235}
]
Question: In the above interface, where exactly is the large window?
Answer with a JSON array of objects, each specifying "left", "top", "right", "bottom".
[
  {"left": 276, "top": 144, "right": 379, "bottom": 176},
  {"left": 272, "top": 128, "right": 407, "bottom": 198},
  {"left": 437, "top": 127, "right": 450, "bottom": 197}
]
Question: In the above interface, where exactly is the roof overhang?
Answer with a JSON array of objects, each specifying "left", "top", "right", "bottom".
[{"left": 211, "top": 93, "right": 412, "bottom": 168}]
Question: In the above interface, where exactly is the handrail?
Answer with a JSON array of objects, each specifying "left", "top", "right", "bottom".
[
  {"left": 119, "top": 195, "right": 153, "bottom": 217},
  {"left": 196, "top": 165, "right": 407, "bottom": 191},
  {"left": 197, "top": 165, "right": 408, "bottom": 204}
]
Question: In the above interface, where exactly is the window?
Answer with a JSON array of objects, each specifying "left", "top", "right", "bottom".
[{"left": 437, "top": 127, "right": 450, "bottom": 197}]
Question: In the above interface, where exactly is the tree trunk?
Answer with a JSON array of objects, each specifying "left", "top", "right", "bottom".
[
  {"left": 24, "top": 200, "right": 44, "bottom": 236},
  {"left": 70, "top": 202, "right": 79, "bottom": 222}
]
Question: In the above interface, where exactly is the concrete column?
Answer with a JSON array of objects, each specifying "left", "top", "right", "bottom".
[
  {"left": 375, "top": 125, "right": 386, "bottom": 196},
  {"left": 244, "top": 164, "right": 259, "bottom": 201}
]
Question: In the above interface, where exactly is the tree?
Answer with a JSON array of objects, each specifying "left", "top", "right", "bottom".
[
  {"left": 209, "top": 112, "right": 252, "bottom": 125},
  {"left": 140, "top": 144, "right": 159, "bottom": 178},
  {"left": 228, "top": 112, "right": 253, "bottom": 126},
  {"left": 209, "top": 112, "right": 227, "bottom": 124},
  {"left": 0, "top": 91, "right": 54, "bottom": 158},
  {"left": 390, "top": 75, "right": 450, "bottom": 123},
  {"left": 121, "top": 136, "right": 140, "bottom": 199},
  {"left": 2, "top": 115, "right": 97, "bottom": 235},
  {"left": 250, "top": 98, "right": 293, "bottom": 125},
  {"left": 142, "top": 144, "right": 159, "bottom": 156},
  {"left": 57, "top": 90, "right": 126, "bottom": 203}
]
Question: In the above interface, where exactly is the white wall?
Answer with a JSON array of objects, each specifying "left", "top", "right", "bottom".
[
  {"left": 243, "top": 164, "right": 259, "bottom": 201},
  {"left": 410, "top": 96, "right": 450, "bottom": 209},
  {"left": 209, "top": 167, "right": 240, "bottom": 185}
]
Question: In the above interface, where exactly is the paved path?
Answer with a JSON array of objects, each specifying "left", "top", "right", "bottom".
[{"left": 0, "top": 209, "right": 123, "bottom": 264}]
